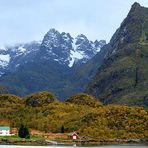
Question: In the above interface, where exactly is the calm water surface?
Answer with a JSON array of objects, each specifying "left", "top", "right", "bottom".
[{"left": 0, "top": 145, "right": 147, "bottom": 148}]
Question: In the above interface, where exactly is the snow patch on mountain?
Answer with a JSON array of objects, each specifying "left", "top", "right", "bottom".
[
  {"left": 15, "top": 64, "right": 20, "bottom": 68},
  {"left": 0, "top": 45, "right": 7, "bottom": 51},
  {"left": 18, "top": 46, "right": 27, "bottom": 52},
  {"left": 69, "top": 50, "right": 84, "bottom": 67},
  {"left": 0, "top": 54, "right": 10, "bottom": 68},
  {"left": 96, "top": 47, "right": 101, "bottom": 52},
  {"left": 72, "top": 38, "right": 77, "bottom": 51}
]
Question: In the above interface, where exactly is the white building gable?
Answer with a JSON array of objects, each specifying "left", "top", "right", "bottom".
[{"left": 0, "top": 126, "right": 10, "bottom": 136}]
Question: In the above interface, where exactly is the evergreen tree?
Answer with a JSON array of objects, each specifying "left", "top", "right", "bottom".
[
  {"left": 61, "top": 125, "right": 65, "bottom": 133},
  {"left": 18, "top": 124, "right": 30, "bottom": 138}
]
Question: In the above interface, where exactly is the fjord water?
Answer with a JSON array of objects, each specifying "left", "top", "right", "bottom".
[{"left": 0, "top": 145, "right": 147, "bottom": 148}]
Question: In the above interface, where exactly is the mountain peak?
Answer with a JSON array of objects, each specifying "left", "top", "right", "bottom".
[
  {"left": 41, "top": 28, "right": 61, "bottom": 49},
  {"left": 109, "top": 2, "right": 145, "bottom": 53},
  {"left": 129, "top": 2, "right": 142, "bottom": 14},
  {"left": 75, "top": 34, "right": 89, "bottom": 48},
  {"left": 47, "top": 28, "right": 58, "bottom": 34},
  {"left": 94, "top": 40, "right": 106, "bottom": 48},
  {"left": 131, "top": 2, "right": 141, "bottom": 9},
  {"left": 76, "top": 34, "right": 88, "bottom": 42}
]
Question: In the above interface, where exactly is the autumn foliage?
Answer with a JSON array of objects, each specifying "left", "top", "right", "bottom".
[{"left": 0, "top": 91, "right": 148, "bottom": 140}]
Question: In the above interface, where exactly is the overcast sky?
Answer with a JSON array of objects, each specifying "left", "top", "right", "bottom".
[{"left": 0, "top": 0, "right": 148, "bottom": 46}]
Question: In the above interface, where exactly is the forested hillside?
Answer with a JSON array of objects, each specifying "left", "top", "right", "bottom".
[{"left": 0, "top": 92, "right": 148, "bottom": 140}]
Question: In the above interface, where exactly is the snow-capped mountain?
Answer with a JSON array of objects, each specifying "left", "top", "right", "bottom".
[
  {"left": 40, "top": 28, "right": 106, "bottom": 68},
  {"left": 0, "top": 41, "right": 41, "bottom": 75},
  {"left": 0, "top": 28, "right": 105, "bottom": 76},
  {"left": 0, "top": 28, "right": 106, "bottom": 99}
]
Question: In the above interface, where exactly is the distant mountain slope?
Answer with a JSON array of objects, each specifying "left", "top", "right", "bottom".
[
  {"left": 63, "top": 44, "right": 111, "bottom": 98},
  {"left": 86, "top": 3, "right": 148, "bottom": 107},
  {"left": 0, "top": 28, "right": 106, "bottom": 99}
]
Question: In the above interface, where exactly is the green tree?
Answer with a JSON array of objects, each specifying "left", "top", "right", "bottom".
[
  {"left": 61, "top": 125, "right": 65, "bottom": 133},
  {"left": 18, "top": 124, "right": 30, "bottom": 139}
]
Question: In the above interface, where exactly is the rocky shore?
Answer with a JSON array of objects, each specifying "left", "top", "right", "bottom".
[{"left": 0, "top": 138, "right": 148, "bottom": 146}]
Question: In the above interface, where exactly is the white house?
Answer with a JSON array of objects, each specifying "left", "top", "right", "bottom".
[{"left": 0, "top": 126, "right": 10, "bottom": 136}]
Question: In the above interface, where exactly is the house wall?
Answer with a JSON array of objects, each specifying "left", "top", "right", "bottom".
[
  {"left": 73, "top": 135, "right": 77, "bottom": 139},
  {"left": 67, "top": 133, "right": 79, "bottom": 139},
  {"left": 72, "top": 134, "right": 78, "bottom": 139},
  {"left": 0, "top": 130, "right": 10, "bottom": 136}
]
